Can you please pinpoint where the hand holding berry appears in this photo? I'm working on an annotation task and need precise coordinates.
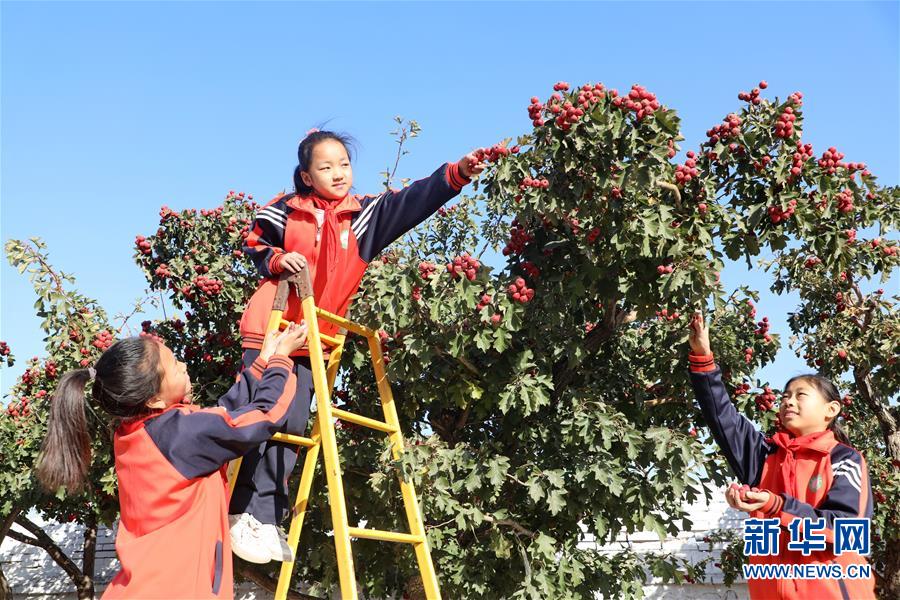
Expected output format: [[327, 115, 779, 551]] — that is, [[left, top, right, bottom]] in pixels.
[[458, 152, 487, 179], [726, 482, 771, 513], [689, 311, 712, 355]]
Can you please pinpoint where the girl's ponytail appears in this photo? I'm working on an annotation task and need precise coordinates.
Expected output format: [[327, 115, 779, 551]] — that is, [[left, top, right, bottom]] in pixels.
[[36, 369, 93, 492], [36, 336, 162, 493]]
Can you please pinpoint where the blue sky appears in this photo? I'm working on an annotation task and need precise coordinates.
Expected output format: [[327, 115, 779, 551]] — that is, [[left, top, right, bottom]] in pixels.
[[2, 1, 898, 398]]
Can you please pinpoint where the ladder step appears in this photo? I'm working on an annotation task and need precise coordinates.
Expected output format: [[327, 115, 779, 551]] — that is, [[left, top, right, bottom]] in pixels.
[[347, 527, 424, 544], [271, 433, 317, 447], [332, 408, 398, 434], [314, 307, 375, 337], [279, 319, 341, 346]]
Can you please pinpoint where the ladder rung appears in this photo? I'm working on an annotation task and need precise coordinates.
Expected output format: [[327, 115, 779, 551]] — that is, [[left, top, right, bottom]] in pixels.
[[347, 527, 424, 544], [271, 433, 317, 447], [332, 408, 397, 434], [278, 318, 342, 347], [314, 308, 374, 337]]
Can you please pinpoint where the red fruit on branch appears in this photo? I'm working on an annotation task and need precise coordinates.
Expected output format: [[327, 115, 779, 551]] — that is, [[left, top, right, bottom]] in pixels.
[[447, 253, 480, 281]]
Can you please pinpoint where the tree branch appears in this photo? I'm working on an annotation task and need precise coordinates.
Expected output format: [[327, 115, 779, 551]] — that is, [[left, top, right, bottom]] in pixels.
[[656, 182, 682, 210], [853, 367, 899, 455], [234, 562, 322, 600], [483, 515, 536, 538], [11, 517, 85, 590]]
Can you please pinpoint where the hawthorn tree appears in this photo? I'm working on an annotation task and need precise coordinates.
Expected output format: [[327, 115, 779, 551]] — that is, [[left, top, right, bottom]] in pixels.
[[2, 81, 898, 599]]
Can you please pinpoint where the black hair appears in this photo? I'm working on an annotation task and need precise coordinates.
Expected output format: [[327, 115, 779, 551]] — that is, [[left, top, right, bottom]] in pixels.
[[36, 337, 163, 492], [783, 373, 851, 445], [292, 130, 357, 196]]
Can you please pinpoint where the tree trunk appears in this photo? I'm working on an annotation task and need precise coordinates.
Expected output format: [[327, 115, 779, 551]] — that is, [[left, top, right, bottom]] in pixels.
[[79, 515, 98, 600], [8, 517, 87, 598], [852, 370, 900, 599]]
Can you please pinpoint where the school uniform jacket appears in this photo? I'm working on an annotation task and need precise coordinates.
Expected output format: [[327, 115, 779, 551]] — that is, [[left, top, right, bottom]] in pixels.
[[239, 162, 470, 356], [689, 352, 875, 600], [102, 355, 297, 599]]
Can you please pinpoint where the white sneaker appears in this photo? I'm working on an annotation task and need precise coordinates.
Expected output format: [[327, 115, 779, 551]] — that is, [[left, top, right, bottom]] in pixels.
[[258, 523, 294, 562], [229, 513, 271, 564]]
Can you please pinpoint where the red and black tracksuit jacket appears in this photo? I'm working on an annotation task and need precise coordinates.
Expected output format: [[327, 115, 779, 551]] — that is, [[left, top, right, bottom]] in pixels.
[[102, 355, 296, 599], [689, 352, 875, 600], [239, 162, 471, 355]]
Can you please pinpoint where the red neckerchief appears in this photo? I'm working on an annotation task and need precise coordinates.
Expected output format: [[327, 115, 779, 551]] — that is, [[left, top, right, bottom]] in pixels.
[[307, 191, 347, 279], [768, 429, 834, 496]]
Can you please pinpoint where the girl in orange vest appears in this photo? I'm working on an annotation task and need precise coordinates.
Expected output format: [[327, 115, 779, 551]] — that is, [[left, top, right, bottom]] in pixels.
[[688, 311, 875, 599], [37, 323, 307, 598]]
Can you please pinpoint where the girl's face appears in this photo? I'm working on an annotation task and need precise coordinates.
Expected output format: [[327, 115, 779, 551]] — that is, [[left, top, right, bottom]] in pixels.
[[778, 379, 839, 436], [147, 343, 192, 409], [300, 139, 353, 200]]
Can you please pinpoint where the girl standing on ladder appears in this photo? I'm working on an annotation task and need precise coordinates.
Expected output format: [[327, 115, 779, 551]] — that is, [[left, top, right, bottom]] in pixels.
[[226, 128, 485, 563]]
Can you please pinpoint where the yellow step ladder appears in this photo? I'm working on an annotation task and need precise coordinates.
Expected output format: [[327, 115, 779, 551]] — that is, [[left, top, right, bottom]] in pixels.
[[226, 268, 441, 600]]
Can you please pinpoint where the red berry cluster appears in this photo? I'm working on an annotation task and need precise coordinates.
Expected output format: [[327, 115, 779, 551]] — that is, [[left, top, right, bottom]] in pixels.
[[754, 317, 772, 342], [503, 220, 533, 256], [835, 189, 855, 214], [788, 91, 804, 107], [159, 205, 178, 220], [490, 313, 502, 326], [200, 207, 225, 218], [706, 113, 742, 144], [549, 97, 585, 131], [194, 275, 224, 296], [818, 147, 846, 175], [576, 82, 606, 108], [875, 238, 898, 256], [154, 263, 172, 278], [521, 261, 541, 279], [655, 308, 680, 322], [528, 97, 546, 127], [476, 294, 492, 311], [789, 141, 814, 178], [804, 256, 822, 268], [744, 347, 755, 364], [553, 81, 570, 92], [737, 82, 766, 105], [436, 204, 460, 217], [135, 235, 152, 255], [845, 229, 857, 244], [418, 261, 437, 280], [447, 253, 480, 281], [755, 386, 777, 411], [508, 277, 534, 304], [0, 342, 9, 357], [519, 176, 550, 191], [774, 106, 797, 139], [746, 299, 757, 318], [656, 263, 675, 276], [733, 382, 752, 396], [610, 84, 659, 122], [473, 144, 516, 165], [767, 199, 797, 223], [44, 360, 57, 379], [586, 227, 602, 243], [92, 330, 114, 351], [666, 139, 676, 159], [674, 151, 699, 186]]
